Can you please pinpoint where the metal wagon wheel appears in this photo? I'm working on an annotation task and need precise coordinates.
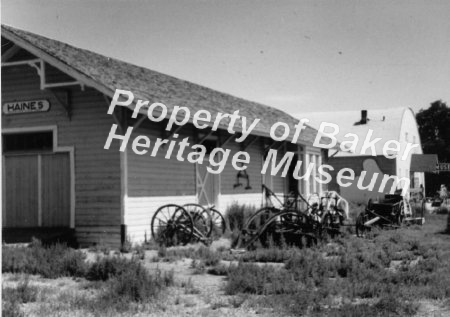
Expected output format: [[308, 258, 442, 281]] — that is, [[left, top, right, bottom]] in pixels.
[[183, 203, 211, 238], [198, 207, 227, 239], [151, 204, 194, 246], [244, 211, 317, 249], [239, 207, 280, 248]]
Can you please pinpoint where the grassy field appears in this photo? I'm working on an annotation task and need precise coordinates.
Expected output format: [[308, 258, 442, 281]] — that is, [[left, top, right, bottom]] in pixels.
[[2, 213, 450, 316]]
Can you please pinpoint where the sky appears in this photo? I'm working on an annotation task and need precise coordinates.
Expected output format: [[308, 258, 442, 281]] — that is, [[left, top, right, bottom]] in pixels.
[[2, 0, 449, 115]]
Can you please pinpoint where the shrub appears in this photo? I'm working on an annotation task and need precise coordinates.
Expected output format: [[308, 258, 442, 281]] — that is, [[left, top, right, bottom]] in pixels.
[[207, 263, 230, 276], [2, 241, 87, 278], [225, 202, 257, 231], [2, 299, 24, 317], [325, 296, 419, 317], [2, 275, 38, 304], [237, 245, 297, 263], [181, 278, 200, 294], [119, 236, 132, 253], [105, 264, 174, 302], [86, 256, 133, 281], [195, 245, 221, 266], [190, 259, 206, 274], [225, 263, 299, 295]]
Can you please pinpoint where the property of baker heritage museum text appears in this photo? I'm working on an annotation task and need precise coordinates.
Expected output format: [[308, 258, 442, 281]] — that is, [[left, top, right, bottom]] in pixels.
[[105, 89, 419, 196]]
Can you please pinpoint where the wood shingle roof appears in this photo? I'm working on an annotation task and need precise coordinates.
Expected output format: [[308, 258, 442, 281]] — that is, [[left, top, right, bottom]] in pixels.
[[2, 24, 318, 146]]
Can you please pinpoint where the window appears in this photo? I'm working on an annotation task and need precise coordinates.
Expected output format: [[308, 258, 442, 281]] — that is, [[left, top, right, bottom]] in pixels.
[[405, 132, 408, 142], [3, 131, 53, 153]]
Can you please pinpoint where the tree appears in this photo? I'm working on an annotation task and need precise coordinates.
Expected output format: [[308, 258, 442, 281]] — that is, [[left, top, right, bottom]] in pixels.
[[416, 100, 450, 162], [416, 100, 450, 196]]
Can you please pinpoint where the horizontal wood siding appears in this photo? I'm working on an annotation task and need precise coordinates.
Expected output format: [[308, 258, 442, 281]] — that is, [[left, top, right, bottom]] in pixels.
[[2, 63, 121, 245], [127, 120, 197, 197], [220, 139, 263, 196], [125, 120, 198, 243], [75, 226, 121, 248], [125, 195, 197, 244]]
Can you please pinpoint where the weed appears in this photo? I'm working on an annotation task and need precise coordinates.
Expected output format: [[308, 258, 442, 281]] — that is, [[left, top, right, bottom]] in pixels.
[[104, 264, 174, 302], [2, 275, 39, 317], [2, 275, 39, 304], [190, 259, 206, 274], [2, 241, 87, 278], [119, 236, 132, 253], [132, 244, 146, 260], [86, 255, 132, 281], [228, 294, 248, 308], [225, 202, 257, 232], [225, 262, 299, 295], [181, 277, 200, 294], [157, 244, 167, 258], [195, 245, 221, 266], [2, 299, 24, 317], [88, 242, 111, 255], [207, 263, 230, 276]]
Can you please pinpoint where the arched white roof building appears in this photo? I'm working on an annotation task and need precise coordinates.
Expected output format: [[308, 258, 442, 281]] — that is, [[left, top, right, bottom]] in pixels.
[[294, 108, 425, 202]]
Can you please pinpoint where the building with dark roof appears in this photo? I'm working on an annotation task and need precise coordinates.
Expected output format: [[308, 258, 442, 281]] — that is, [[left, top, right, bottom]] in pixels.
[[2, 25, 326, 246]]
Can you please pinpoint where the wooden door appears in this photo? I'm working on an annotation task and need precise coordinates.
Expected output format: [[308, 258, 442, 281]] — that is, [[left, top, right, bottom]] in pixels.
[[2, 152, 70, 228], [196, 160, 219, 206], [41, 153, 70, 226], [3, 155, 39, 227]]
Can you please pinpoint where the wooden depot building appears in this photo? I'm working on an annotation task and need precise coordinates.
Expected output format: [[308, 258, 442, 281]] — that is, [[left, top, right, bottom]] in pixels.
[[1, 25, 327, 247]]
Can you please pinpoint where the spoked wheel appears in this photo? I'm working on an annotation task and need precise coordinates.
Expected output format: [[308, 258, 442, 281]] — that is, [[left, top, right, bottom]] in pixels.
[[256, 211, 317, 248], [199, 207, 227, 239], [151, 204, 194, 246], [183, 203, 211, 240], [239, 207, 280, 248], [355, 211, 371, 238]]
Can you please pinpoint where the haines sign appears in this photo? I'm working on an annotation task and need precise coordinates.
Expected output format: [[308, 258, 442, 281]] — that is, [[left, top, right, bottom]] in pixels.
[[2, 100, 50, 115]]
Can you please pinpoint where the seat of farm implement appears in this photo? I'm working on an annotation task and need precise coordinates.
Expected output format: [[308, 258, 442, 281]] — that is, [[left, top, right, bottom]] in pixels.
[[2, 227, 76, 246]]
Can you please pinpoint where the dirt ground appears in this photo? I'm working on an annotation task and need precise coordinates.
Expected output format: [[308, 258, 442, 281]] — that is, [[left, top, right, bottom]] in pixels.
[[3, 214, 450, 316]]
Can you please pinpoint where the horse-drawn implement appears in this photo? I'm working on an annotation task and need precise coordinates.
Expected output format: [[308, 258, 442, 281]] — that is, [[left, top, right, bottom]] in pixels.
[[150, 185, 425, 249], [235, 185, 349, 249], [356, 193, 425, 237]]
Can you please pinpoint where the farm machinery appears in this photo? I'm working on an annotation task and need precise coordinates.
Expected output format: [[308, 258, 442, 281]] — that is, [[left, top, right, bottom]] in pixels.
[[356, 192, 425, 237], [151, 203, 226, 246], [150, 185, 425, 248], [235, 185, 349, 249]]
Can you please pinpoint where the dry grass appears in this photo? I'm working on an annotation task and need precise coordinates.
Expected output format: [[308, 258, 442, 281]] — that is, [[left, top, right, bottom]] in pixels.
[[3, 213, 450, 316]]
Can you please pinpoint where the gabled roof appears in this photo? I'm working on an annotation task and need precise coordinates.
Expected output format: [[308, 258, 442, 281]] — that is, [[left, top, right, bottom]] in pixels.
[[293, 107, 418, 156], [2, 24, 318, 146]]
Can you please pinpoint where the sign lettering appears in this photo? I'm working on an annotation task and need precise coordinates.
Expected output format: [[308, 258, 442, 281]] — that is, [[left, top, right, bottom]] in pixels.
[[2, 100, 50, 115], [437, 163, 450, 172]]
